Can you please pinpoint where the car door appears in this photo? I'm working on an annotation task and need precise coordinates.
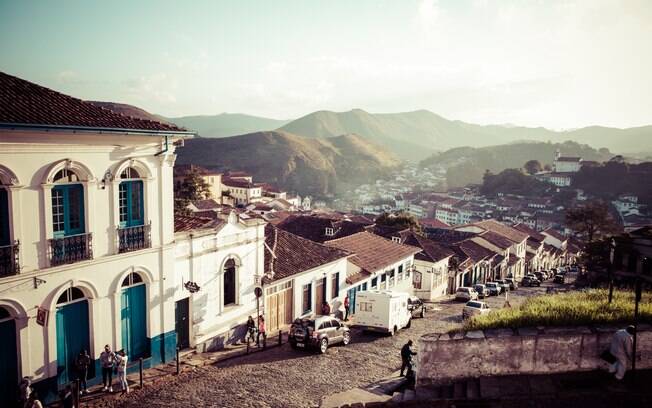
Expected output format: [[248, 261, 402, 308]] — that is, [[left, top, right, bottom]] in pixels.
[[330, 319, 343, 343], [319, 319, 333, 343]]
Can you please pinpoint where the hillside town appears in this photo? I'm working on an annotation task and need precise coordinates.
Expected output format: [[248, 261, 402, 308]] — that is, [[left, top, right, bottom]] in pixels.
[[2, 72, 651, 408]]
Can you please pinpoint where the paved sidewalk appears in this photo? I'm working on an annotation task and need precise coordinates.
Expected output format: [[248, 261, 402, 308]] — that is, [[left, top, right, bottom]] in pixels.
[[57, 332, 287, 407]]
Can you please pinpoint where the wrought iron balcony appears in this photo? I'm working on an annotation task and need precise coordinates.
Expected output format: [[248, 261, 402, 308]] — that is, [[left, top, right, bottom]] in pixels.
[[49, 233, 93, 267], [0, 241, 20, 277], [118, 223, 151, 253]]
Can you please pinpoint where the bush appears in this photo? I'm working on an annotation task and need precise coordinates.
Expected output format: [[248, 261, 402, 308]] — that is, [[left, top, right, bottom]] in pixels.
[[463, 289, 652, 331]]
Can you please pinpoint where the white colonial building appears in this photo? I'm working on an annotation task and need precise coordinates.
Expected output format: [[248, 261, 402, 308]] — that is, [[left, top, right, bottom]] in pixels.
[[0, 71, 193, 402]]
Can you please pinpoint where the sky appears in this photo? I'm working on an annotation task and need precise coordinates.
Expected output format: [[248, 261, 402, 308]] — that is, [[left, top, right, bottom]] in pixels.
[[1, 0, 651, 129]]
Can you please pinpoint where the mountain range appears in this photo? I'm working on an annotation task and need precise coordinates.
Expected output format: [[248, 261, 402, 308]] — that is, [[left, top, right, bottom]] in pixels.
[[162, 113, 290, 138], [175, 131, 400, 196]]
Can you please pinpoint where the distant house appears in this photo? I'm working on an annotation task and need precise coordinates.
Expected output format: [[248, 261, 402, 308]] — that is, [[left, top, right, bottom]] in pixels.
[[553, 149, 582, 173], [174, 164, 223, 200], [221, 176, 262, 205]]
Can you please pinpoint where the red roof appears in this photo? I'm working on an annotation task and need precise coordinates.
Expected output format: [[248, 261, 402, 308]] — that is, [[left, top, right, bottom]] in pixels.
[[471, 219, 529, 243], [174, 215, 223, 232], [325, 232, 421, 275], [543, 228, 567, 242], [419, 218, 450, 229], [0, 71, 186, 133], [263, 225, 350, 283], [222, 177, 256, 189]]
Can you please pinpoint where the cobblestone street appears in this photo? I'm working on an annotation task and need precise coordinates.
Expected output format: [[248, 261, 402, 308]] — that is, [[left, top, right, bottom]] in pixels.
[[91, 278, 570, 408]]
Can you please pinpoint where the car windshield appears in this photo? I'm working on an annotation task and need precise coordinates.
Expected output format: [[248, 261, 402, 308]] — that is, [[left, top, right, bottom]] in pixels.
[[293, 318, 315, 329], [467, 301, 481, 308], [487, 283, 496, 287]]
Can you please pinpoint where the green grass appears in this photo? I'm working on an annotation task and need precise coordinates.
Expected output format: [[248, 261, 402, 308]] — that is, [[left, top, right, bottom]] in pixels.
[[463, 289, 652, 331]]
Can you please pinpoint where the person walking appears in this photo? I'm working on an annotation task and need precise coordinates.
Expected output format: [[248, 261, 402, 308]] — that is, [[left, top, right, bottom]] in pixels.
[[609, 325, 634, 380], [400, 340, 417, 377], [343, 295, 350, 321], [116, 349, 129, 394], [18, 377, 32, 407], [257, 316, 267, 346], [100, 344, 116, 392], [246, 315, 256, 343], [61, 384, 74, 408], [25, 391, 43, 408], [75, 349, 91, 395]]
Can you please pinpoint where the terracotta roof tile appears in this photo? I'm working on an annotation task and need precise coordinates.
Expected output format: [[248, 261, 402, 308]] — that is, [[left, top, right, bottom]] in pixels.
[[477, 231, 513, 250], [174, 214, 223, 232], [325, 232, 421, 274], [277, 215, 368, 243], [543, 228, 567, 242], [513, 223, 546, 242], [472, 219, 529, 243], [263, 225, 350, 284], [192, 199, 220, 210], [402, 232, 455, 263], [0, 71, 186, 132]]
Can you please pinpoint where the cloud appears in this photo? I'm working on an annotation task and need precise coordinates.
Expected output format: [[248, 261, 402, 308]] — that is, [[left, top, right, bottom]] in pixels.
[[121, 73, 177, 104]]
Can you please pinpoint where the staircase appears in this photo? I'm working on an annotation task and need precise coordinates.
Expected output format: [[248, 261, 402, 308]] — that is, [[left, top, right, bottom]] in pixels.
[[388, 378, 491, 406]]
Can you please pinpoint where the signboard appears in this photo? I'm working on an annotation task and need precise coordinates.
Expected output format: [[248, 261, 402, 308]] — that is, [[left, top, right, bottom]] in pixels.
[[36, 307, 49, 326], [184, 281, 201, 293], [254, 287, 263, 298]]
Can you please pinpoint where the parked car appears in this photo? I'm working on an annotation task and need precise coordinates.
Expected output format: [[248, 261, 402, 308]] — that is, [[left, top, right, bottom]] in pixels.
[[289, 316, 350, 353], [495, 279, 510, 293], [505, 278, 518, 290], [463, 301, 491, 319], [522, 276, 541, 287], [534, 271, 545, 282], [407, 296, 426, 318], [455, 287, 479, 301], [553, 274, 565, 284], [485, 282, 502, 296], [474, 284, 488, 299]]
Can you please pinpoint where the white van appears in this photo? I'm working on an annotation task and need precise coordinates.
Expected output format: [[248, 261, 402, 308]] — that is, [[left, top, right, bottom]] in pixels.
[[354, 290, 412, 335]]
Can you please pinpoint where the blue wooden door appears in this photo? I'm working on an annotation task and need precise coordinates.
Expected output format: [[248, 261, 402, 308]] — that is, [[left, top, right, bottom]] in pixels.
[[0, 318, 18, 403], [348, 287, 357, 314], [121, 284, 148, 359], [0, 188, 9, 246], [56, 300, 90, 385]]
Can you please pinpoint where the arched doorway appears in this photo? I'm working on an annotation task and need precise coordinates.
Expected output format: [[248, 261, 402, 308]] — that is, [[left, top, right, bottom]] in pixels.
[[223, 259, 236, 306], [0, 306, 18, 402], [121, 273, 148, 359], [56, 287, 91, 385]]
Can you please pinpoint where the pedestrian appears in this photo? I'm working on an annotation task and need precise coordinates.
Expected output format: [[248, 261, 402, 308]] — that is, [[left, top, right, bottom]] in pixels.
[[100, 344, 116, 392], [18, 376, 32, 406], [257, 315, 267, 346], [116, 349, 129, 394], [75, 349, 91, 395], [608, 325, 634, 380], [321, 301, 331, 316], [246, 315, 256, 343], [61, 384, 74, 408], [344, 295, 350, 321], [25, 390, 43, 408], [400, 340, 417, 377]]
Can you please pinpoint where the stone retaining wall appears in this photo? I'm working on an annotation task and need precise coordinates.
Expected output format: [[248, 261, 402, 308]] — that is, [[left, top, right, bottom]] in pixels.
[[417, 324, 652, 386]]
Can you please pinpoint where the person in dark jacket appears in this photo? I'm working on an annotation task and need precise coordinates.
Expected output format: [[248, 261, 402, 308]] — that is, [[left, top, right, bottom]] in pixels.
[[246, 316, 256, 343], [75, 349, 91, 394], [400, 340, 417, 377]]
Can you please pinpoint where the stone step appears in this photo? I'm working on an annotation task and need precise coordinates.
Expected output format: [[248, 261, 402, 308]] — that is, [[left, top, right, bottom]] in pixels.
[[466, 378, 480, 400], [453, 381, 466, 399], [403, 389, 416, 401]]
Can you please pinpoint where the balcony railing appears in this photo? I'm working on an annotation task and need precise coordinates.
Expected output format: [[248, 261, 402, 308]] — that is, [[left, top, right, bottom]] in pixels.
[[0, 241, 20, 277], [49, 233, 93, 267], [118, 223, 151, 254]]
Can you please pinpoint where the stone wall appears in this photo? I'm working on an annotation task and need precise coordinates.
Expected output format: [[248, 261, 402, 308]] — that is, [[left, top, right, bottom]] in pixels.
[[417, 324, 652, 386]]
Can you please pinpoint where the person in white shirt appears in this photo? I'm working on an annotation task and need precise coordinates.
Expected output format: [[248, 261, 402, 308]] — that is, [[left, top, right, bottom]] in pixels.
[[116, 349, 129, 394], [609, 325, 634, 380]]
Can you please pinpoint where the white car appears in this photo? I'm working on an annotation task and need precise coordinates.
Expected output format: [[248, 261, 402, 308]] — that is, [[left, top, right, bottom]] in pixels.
[[463, 301, 491, 319], [455, 287, 479, 302]]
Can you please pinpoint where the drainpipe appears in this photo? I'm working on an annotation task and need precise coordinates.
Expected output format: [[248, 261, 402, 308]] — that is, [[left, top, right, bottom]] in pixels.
[[154, 135, 169, 156]]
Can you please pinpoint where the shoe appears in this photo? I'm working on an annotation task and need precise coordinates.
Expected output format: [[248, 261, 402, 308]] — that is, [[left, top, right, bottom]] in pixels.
[[109, 387, 113, 393], [102, 386, 108, 392]]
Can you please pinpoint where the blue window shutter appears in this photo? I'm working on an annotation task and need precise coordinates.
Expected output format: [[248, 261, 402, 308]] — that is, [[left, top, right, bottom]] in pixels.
[[52, 184, 85, 237]]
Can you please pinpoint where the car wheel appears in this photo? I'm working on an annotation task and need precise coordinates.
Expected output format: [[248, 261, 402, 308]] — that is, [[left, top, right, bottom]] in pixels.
[[342, 332, 351, 346], [319, 338, 328, 354]]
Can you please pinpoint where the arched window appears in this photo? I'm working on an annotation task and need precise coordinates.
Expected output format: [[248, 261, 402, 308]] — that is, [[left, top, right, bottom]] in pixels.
[[51, 169, 84, 238], [121, 272, 144, 287], [223, 259, 237, 306], [57, 287, 85, 304], [119, 167, 144, 228]]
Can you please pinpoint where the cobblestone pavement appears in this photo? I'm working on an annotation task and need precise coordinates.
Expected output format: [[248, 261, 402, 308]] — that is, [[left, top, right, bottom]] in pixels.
[[93, 277, 572, 408]]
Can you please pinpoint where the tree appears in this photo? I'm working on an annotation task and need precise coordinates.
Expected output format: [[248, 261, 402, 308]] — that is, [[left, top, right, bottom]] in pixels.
[[565, 201, 620, 244], [376, 211, 421, 232], [523, 159, 543, 175], [174, 168, 211, 215]]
